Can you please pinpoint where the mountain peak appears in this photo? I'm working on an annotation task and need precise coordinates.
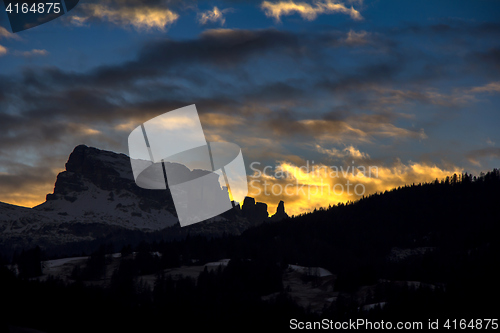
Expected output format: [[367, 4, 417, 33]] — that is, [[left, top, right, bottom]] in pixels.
[[0, 145, 267, 254], [36, 145, 179, 230], [270, 200, 289, 222], [65, 145, 131, 181]]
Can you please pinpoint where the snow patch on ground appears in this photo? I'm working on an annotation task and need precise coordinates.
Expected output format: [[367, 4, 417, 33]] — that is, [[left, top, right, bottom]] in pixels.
[[360, 302, 387, 311], [387, 247, 436, 262], [204, 259, 231, 268], [43, 256, 89, 269], [288, 264, 333, 277]]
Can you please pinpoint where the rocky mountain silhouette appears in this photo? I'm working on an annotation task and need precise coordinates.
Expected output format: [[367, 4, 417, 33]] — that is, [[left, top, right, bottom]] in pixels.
[[0, 145, 288, 255]]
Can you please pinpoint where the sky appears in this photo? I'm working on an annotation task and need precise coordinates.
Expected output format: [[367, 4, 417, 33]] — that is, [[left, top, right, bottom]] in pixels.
[[0, 0, 499, 216]]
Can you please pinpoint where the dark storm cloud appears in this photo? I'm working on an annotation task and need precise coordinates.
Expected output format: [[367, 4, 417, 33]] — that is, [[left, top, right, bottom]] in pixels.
[[466, 147, 500, 165], [0, 28, 308, 151], [261, 109, 426, 143], [9, 28, 301, 90], [2, 21, 493, 144], [467, 48, 500, 76], [0, 161, 55, 189], [0, 150, 72, 206], [136, 29, 301, 68], [243, 82, 305, 103], [0, 24, 462, 155], [316, 61, 404, 93], [75, 0, 189, 8], [389, 21, 500, 38], [385, 21, 500, 80]]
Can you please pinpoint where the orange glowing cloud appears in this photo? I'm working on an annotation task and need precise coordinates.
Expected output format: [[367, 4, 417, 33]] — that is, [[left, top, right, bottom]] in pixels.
[[76, 4, 179, 31], [247, 156, 463, 217], [261, 0, 363, 22]]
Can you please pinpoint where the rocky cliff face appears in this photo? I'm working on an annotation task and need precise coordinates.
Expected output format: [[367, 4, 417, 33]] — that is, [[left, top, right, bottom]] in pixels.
[[37, 145, 178, 230], [241, 197, 289, 224], [43, 145, 176, 218], [241, 196, 268, 224], [269, 200, 289, 222]]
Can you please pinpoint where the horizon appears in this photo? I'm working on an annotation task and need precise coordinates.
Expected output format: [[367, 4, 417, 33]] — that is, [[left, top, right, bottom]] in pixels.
[[1, 0, 500, 217], [4, 142, 496, 218]]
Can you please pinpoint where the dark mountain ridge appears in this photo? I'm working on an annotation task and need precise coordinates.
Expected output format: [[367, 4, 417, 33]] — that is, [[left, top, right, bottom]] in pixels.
[[0, 145, 288, 257]]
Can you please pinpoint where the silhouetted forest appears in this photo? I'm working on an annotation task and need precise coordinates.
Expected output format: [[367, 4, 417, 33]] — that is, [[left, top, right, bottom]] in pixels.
[[1, 169, 499, 332]]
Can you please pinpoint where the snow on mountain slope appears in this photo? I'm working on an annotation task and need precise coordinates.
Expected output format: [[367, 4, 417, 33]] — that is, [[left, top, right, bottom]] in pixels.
[[34, 144, 178, 230], [288, 264, 333, 277], [0, 145, 179, 249], [35, 179, 177, 230]]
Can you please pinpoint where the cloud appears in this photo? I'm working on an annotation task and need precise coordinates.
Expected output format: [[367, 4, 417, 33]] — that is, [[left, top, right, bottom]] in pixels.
[[469, 81, 500, 94], [468, 48, 500, 76], [114, 120, 142, 132], [264, 113, 427, 144], [359, 82, 500, 110], [466, 147, 500, 167], [248, 157, 462, 216], [344, 29, 369, 45], [389, 21, 500, 39], [0, 45, 6, 56], [316, 144, 370, 159], [0, 26, 20, 40], [74, 3, 179, 31], [0, 164, 61, 208], [13, 28, 299, 90], [69, 123, 101, 135], [198, 6, 233, 26], [366, 82, 500, 109], [15, 49, 49, 57], [261, 0, 363, 22], [371, 87, 476, 107], [200, 113, 244, 127], [69, 15, 90, 27]]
